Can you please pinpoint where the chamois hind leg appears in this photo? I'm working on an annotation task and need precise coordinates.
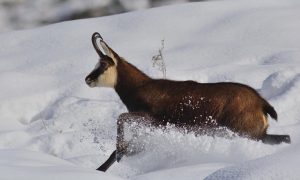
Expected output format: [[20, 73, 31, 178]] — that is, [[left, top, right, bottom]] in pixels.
[[96, 112, 156, 172], [258, 115, 291, 144], [262, 134, 291, 144], [258, 113, 291, 144]]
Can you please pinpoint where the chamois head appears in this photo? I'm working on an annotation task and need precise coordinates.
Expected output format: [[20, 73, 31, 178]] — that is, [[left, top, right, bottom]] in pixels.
[[85, 32, 119, 88]]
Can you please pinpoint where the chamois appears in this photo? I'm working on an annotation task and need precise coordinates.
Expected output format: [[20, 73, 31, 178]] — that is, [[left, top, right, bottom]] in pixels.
[[85, 32, 291, 172]]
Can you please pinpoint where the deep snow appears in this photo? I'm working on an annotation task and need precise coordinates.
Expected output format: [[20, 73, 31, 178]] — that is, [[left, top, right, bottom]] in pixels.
[[0, 0, 300, 179]]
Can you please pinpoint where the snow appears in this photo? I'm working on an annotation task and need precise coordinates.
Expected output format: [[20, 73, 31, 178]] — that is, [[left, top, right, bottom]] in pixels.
[[119, 0, 150, 11], [205, 144, 300, 180], [0, 149, 123, 180], [0, 0, 300, 179]]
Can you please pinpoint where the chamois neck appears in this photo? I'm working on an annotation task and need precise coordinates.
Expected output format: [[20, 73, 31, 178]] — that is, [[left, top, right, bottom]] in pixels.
[[115, 58, 151, 97]]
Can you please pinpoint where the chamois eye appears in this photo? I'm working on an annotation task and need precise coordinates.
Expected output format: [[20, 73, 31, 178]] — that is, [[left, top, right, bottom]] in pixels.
[[100, 61, 109, 70]]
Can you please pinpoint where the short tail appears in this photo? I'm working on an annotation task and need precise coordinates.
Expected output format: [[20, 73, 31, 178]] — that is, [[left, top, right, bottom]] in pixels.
[[263, 101, 278, 121]]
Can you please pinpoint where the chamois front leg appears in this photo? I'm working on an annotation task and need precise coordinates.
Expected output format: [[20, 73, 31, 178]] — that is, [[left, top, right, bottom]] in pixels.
[[116, 112, 156, 161], [116, 113, 128, 162], [96, 114, 129, 172], [97, 112, 156, 172]]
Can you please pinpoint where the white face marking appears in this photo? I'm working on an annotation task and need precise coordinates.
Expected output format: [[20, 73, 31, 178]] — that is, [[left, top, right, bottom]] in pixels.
[[95, 65, 117, 88], [87, 41, 119, 88]]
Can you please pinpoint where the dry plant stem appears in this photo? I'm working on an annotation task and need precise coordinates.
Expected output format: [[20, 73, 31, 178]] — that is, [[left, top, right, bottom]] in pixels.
[[152, 39, 166, 79]]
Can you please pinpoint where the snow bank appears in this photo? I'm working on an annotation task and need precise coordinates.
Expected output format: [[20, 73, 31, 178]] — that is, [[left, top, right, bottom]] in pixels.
[[0, 149, 123, 180], [205, 144, 300, 180], [0, 0, 300, 179]]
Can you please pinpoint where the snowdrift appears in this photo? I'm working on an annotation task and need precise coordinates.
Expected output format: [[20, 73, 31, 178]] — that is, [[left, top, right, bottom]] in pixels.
[[0, 0, 300, 179], [0, 150, 123, 180]]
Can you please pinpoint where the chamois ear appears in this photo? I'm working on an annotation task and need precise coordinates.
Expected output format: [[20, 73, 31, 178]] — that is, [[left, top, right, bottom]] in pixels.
[[92, 32, 105, 58], [99, 40, 119, 64]]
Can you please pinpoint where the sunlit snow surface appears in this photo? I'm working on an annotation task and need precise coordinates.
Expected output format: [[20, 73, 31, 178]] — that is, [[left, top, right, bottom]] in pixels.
[[0, 0, 300, 179]]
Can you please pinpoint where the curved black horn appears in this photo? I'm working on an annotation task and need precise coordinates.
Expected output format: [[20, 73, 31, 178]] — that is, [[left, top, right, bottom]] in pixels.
[[92, 32, 105, 58]]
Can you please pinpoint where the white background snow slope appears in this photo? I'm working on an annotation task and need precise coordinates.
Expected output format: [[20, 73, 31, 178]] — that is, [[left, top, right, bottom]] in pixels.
[[1, 0, 300, 179]]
